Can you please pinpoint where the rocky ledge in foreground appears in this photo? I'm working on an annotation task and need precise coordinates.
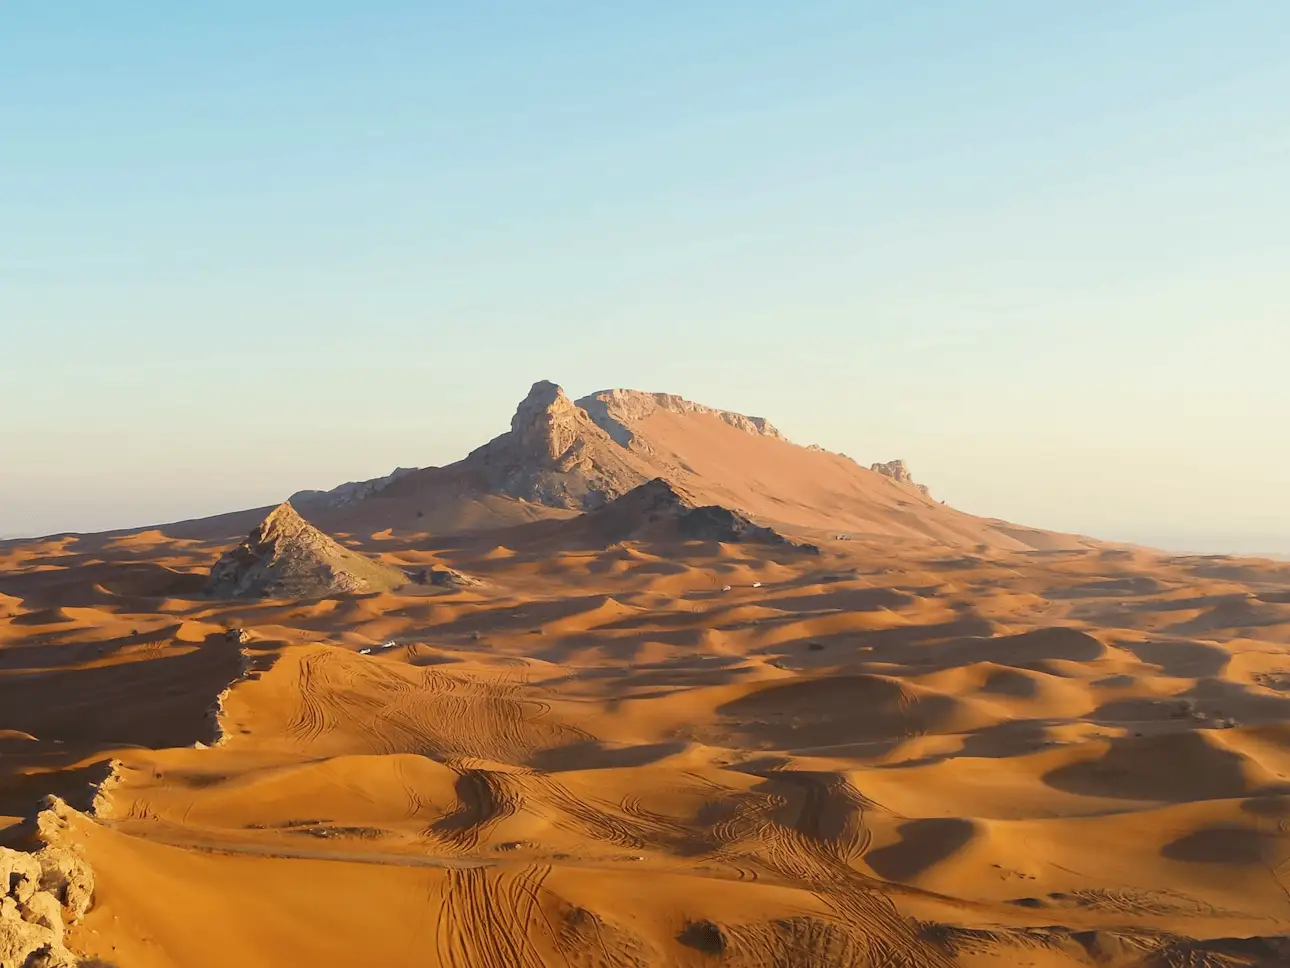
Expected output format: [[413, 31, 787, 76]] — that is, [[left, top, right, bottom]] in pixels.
[[0, 799, 94, 968]]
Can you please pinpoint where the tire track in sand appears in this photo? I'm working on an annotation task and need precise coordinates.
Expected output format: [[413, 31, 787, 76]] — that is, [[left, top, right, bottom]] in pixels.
[[433, 864, 558, 968], [285, 652, 335, 745]]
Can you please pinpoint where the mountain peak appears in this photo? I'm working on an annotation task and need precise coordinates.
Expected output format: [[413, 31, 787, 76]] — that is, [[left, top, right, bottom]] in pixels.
[[459, 381, 654, 509], [510, 380, 581, 462], [257, 501, 309, 541]]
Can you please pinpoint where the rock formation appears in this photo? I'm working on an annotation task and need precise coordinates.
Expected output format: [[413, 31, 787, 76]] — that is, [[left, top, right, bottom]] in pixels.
[[870, 459, 931, 497], [204, 502, 406, 599], [0, 800, 94, 968], [460, 381, 655, 509], [163, 379, 1100, 553], [408, 565, 482, 588], [580, 478, 815, 551]]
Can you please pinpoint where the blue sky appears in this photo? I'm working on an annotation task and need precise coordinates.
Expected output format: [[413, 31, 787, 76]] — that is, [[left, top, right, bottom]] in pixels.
[[2, 2, 1287, 551]]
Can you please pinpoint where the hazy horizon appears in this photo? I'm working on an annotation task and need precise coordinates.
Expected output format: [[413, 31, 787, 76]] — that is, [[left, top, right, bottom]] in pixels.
[[1, 378, 1287, 560], [4, 4, 1288, 551]]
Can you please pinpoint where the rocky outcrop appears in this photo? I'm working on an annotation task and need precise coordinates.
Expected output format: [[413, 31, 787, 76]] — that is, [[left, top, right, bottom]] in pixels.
[[290, 466, 418, 509], [0, 800, 94, 968], [205, 502, 406, 599], [581, 479, 815, 551], [577, 388, 782, 449], [870, 460, 931, 497], [407, 565, 482, 588], [510, 381, 584, 462], [460, 381, 654, 509]]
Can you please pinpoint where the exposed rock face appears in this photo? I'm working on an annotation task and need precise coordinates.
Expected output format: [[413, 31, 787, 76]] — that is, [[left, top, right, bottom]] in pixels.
[[407, 565, 483, 588], [290, 467, 418, 509], [510, 381, 582, 462], [205, 502, 406, 599], [282, 385, 790, 517], [583, 479, 815, 551], [461, 381, 654, 509], [870, 460, 931, 497], [577, 388, 782, 449], [0, 800, 93, 968], [251, 379, 986, 546]]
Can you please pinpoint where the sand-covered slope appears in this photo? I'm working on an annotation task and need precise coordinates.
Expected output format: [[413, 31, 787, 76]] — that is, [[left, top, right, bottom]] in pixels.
[[573, 387, 1083, 549], [5, 525, 1290, 966]]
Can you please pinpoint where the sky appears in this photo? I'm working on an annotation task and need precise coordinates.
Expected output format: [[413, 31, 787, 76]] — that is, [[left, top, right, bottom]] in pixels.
[[2, 2, 1287, 553]]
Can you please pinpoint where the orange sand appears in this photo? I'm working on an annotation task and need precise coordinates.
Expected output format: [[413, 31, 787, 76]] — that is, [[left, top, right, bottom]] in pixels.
[[4, 529, 1290, 966]]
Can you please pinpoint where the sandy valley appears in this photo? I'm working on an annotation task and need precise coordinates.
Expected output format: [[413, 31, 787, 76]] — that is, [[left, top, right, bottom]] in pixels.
[[4, 383, 1290, 967]]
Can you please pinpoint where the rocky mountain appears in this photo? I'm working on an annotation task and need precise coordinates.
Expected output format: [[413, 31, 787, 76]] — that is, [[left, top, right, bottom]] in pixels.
[[205, 502, 407, 598], [128, 379, 1096, 554]]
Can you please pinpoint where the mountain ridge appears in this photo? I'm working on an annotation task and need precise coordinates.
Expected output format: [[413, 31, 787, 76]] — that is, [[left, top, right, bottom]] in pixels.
[[33, 380, 1102, 554]]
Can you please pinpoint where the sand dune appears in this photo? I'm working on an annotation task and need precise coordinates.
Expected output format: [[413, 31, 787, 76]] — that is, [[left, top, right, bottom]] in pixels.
[[3, 384, 1290, 965], [5, 528, 1290, 966]]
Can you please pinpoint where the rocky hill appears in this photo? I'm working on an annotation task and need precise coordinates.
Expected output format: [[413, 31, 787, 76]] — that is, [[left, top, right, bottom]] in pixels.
[[562, 478, 814, 550], [205, 502, 407, 598]]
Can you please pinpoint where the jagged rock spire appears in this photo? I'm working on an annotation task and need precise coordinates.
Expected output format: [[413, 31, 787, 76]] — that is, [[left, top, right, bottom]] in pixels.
[[510, 381, 582, 462]]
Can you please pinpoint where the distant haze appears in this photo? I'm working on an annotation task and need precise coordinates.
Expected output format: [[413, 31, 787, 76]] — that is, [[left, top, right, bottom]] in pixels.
[[3, 5, 1287, 552]]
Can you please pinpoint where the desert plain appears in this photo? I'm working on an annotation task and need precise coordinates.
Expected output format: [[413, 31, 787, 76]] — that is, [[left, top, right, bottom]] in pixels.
[[3, 382, 1290, 967]]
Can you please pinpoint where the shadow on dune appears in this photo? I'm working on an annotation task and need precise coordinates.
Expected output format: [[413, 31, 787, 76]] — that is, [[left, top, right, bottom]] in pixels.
[[1044, 575, 1173, 598], [528, 739, 692, 771], [716, 674, 966, 753], [1123, 639, 1231, 677], [0, 633, 257, 749], [1041, 732, 1263, 802], [1162, 825, 1276, 865], [0, 560, 207, 609], [1240, 794, 1290, 817], [757, 587, 920, 613], [1090, 679, 1290, 727], [934, 628, 1107, 668], [866, 818, 978, 881], [0, 747, 115, 838], [0, 625, 217, 673]]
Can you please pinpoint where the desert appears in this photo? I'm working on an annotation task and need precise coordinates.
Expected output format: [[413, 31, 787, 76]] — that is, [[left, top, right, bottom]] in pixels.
[[3, 382, 1290, 967]]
